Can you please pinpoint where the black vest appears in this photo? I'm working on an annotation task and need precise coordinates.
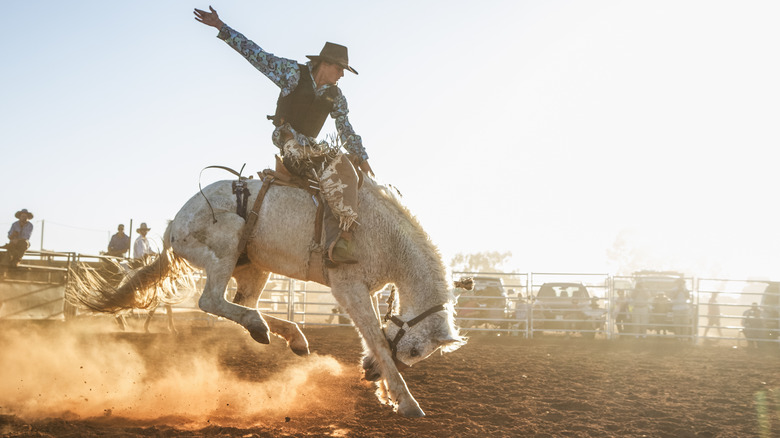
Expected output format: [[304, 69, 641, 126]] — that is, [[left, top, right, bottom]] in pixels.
[[273, 64, 338, 138]]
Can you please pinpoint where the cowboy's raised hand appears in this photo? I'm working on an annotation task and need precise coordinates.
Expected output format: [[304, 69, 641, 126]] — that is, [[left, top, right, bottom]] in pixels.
[[194, 6, 224, 29]]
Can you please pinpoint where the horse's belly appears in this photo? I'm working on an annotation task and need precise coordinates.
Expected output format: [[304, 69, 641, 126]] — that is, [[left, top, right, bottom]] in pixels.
[[250, 186, 319, 279]]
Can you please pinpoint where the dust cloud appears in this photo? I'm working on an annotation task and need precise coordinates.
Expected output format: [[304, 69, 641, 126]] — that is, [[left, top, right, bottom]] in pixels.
[[0, 320, 354, 428]]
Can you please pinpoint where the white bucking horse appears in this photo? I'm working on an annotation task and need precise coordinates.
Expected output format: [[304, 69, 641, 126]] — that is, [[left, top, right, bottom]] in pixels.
[[70, 175, 466, 417]]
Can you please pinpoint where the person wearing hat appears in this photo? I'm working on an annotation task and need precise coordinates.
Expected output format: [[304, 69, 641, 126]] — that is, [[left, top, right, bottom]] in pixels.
[[194, 6, 370, 266], [133, 222, 156, 264], [4, 209, 34, 266], [107, 224, 131, 257]]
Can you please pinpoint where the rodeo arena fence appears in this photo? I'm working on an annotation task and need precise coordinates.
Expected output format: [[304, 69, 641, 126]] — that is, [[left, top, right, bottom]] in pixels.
[[1, 249, 779, 350]]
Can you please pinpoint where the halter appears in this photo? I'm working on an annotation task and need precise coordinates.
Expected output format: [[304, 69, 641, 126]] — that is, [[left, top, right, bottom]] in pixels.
[[382, 286, 447, 362]]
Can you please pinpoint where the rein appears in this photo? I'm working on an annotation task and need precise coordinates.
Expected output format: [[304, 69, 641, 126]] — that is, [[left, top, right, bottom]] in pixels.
[[383, 286, 447, 361]]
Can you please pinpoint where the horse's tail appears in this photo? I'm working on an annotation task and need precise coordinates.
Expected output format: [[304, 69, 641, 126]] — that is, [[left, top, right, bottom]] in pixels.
[[66, 222, 196, 313]]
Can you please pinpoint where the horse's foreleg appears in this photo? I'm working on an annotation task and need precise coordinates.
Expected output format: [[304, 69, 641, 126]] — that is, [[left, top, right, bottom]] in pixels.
[[232, 264, 309, 355], [199, 261, 270, 344], [333, 285, 425, 418]]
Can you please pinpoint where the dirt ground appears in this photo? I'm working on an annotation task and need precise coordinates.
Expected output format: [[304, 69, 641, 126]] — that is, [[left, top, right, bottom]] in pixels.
[[1, 317, 779, 437]]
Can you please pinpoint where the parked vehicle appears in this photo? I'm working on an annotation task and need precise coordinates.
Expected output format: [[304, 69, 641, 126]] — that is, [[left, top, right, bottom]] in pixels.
[[531, 282, 605, 338], [630, 271, 693, 336], [457, 276, 510, 329]]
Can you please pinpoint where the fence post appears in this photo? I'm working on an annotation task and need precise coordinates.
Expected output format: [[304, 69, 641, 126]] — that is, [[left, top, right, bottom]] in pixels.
[[691, 277, 699, 343], [287, 278, 296, 321], [605, 275, 613, 340]]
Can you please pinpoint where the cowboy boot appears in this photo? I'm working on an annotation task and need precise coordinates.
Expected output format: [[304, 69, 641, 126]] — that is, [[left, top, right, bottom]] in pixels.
[[324, 208, 358, 266], [329, 230, 358, 265]]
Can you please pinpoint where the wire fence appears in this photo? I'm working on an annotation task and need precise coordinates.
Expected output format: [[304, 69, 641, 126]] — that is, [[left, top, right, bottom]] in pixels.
[[1, 255, 778, 349]]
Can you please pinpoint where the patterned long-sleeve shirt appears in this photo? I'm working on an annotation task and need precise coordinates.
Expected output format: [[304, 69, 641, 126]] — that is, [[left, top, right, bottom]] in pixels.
[[217, 25, 368, 162]]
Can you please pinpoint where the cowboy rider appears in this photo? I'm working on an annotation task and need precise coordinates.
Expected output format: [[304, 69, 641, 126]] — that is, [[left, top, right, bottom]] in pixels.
[[194, 6, 372, 266]]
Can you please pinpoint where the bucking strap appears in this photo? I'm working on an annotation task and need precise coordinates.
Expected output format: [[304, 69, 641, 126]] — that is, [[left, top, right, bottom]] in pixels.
[[232, 179, 250, 220], [236, 175, 274, 259]]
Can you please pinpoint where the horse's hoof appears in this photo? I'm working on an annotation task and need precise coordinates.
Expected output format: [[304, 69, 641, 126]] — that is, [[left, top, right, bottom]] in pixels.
[[289, 331, 310, 356], [398, 403, 426, 418], [250, 329, 270, 344], [244, 317, 270, 344], [362, 356, 381, 381], [291, 344, 310, 356]]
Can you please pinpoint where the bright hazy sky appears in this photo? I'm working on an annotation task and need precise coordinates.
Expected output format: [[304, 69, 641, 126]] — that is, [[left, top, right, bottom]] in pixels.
[[2, 1, 779, 279]]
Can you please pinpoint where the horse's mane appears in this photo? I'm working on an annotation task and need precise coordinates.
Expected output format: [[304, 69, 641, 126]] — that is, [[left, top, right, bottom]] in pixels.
[[361, 178, 450, 290]]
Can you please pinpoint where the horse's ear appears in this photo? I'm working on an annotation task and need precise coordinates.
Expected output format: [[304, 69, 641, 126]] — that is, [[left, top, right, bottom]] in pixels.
[[453, 277, 474, 291]]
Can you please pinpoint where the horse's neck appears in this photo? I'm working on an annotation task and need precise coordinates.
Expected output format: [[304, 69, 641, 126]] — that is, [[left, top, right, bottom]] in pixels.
[[387, 226, 449, 313], [362, 182, 450, 313], [395, 275, 448, 316]]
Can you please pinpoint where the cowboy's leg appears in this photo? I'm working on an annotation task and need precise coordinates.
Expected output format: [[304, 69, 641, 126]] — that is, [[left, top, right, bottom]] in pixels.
[[7, 240, 29, 266], [274, 124, 319, 178], [274, 125, 360, 265], [320, 153, 360, 264]]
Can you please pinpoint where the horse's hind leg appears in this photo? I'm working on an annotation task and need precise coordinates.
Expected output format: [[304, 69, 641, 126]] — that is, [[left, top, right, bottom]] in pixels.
[[232, 264, 309, 355], [142, 304, 177, 334], [198, 260, 270, 344], [164, 305, 177, 334], [114, 314, 127, 331], [262, 314, 310, 356], [143, 307, 156, 333]]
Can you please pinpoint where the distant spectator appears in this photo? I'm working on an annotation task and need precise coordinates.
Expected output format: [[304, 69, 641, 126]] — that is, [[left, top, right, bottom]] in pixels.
[[3, 209, 34, 267], [133, 222, 156, 264], [742, 302, 763, 349], [614, 289, 630, 335], [106, 224, 130, 257], [651, 292, 671, 335], [702, 293, 723, 338]]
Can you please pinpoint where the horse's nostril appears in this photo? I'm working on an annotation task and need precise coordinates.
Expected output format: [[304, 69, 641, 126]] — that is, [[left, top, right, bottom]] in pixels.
[[410, 348, 420, 357]]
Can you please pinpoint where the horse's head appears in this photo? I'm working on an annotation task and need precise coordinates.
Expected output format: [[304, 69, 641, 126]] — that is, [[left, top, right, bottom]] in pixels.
[[383, 301, 466, 370]]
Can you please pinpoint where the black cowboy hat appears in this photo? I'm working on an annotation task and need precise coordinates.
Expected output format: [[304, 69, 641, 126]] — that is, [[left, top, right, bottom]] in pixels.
[[306, 42, 358, 75], [15, 208, 33, 219]]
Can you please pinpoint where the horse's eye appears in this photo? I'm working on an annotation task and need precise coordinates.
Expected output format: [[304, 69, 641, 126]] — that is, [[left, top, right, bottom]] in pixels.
[[410, 348, 420, 357]]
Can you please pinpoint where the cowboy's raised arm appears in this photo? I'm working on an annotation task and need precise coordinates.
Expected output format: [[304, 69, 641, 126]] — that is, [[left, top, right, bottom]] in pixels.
[[195, 6, 300, 94]]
